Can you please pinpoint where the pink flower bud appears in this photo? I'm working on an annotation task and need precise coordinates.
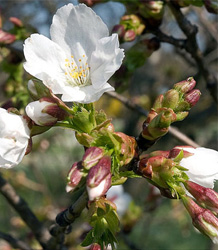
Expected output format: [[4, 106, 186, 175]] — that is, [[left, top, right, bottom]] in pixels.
[[82, 147, 105, 170], [123, 30, 136, 42], [66, 162, 83, 192], [25, 98, 67, 126], [173, 77, 196, 93], [0, 29, 16, 44], [184, 89, 201, 107], [182, 196, 218, 244], [9, 17, 23, 27], [112, 24, 125, 39], [185, 181, 218, 215], [90, 243, 101, 250], [86, 156, 112, 201]]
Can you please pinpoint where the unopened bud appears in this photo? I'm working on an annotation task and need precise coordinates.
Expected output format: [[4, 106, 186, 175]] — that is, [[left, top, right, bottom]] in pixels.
[[162, 89, 180, 110], [204, 0, 218, 14], [0, 29, 16, 44], [82, 147, 105, 170], [25, 98, 67, 126], [173, 77, 196, 93], [112, 24, 125, 39], [115, 132, 137, 165], [123, 29, 136, 42], [185, 181, 218, 215], [182, 196, 218, 244], [184, 89, 201, 107], [66, 161, 84, 192], [139, 1, 164, 20], [169, 146, 194, 159], [90, 243, 101, 250], [9, 17, 23, 27], [87, 156, 112, 201]]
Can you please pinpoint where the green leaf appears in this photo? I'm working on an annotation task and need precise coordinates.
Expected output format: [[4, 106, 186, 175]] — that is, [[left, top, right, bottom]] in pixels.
[[81, 230, 94, 247], [95, 110, 108, 125], [119, 171, 142, 178], [173, 150, 184, 162]]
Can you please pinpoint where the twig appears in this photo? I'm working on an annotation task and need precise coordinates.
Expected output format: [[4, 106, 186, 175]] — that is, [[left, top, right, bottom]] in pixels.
[[0, 231, 32, 250], [0, 173, 51, 249], [47, 191, 88, 250], [152, 29, 186, 49], [106, 92, 200, 148], [166, 1, 218, 103]]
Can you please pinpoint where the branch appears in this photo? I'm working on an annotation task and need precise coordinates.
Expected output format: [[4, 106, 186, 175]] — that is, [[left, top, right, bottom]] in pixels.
[[152, 29, 186, 49], [106, 91, 200, 148], [166, 1, 218, 103], [0, 173, 51, 249], [47, 191, 88, 250], [0, 231, 32, 250]]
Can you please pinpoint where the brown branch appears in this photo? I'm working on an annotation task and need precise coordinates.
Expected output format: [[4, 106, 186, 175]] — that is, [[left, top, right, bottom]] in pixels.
[[106, 91, 200, 148], [47, 191, 88, 250], [0, 231, 32, 250], [0, 173, 51, 249], [166, 1, 218, 103]]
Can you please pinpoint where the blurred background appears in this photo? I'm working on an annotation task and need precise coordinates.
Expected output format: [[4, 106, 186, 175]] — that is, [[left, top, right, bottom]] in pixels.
[[0, 0, 217, 249]]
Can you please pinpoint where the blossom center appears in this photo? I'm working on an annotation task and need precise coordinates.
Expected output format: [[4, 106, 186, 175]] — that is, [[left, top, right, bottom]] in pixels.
[[64, 54, 91, 87]]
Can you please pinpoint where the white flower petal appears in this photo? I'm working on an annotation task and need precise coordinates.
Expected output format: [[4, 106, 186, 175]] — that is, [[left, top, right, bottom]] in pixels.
[[0, 108, 30, 169], [61, 82, 114, 103], [26, 101, 57, 126], [180, 147, 218, 188], [92, 1, 126, 32], [90, 33, 124, 89], [50, 4, 109, 61], [23, 34, 67, 94]]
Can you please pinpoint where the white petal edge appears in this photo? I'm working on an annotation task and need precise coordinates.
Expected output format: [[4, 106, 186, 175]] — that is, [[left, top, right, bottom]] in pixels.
[[23, 34, 67, 94], [90, 33, 124, 89], [50, 3, 109, 61]]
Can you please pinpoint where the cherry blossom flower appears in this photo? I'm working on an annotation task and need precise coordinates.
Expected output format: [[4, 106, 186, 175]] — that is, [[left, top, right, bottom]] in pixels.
[[176, 146, 218, 189], [23, 4, 124, 104], [0, 108, 30, 168]]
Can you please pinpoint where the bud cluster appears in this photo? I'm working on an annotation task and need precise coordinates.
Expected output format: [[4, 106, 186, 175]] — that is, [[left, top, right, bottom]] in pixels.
[[113, 14, 145, 42], [141, 77, 201, 141], [138, 144, 218, 243], [67, 147, 112, 201]]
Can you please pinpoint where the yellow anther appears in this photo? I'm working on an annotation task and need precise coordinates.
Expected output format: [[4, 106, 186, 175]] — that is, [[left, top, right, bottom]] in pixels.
[[72, 72, 79, 79], [71, 55, 74, 58], [65, 59, 69, 62], [79, 59, 82, 62], [83, 55, 85, 57], [65, 72, 68, 75], [80, 66, 82, 69]]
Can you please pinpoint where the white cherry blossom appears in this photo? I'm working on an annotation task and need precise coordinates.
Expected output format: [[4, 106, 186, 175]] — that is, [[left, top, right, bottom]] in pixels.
[[0, 108, 30, 168], [178, 147, 218, 188], [23, 4, 124, 104]]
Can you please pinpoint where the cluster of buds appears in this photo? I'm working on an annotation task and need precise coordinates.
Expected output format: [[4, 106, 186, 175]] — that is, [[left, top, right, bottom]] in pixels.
[[138, 144, 218, 242], [138, 149, 188, 197], [138, 0, 164, 28], [0, 16, 25, 45], [140, 77, 201, 143], [112, 14, 145, 42], [66, 147, 112, 201]]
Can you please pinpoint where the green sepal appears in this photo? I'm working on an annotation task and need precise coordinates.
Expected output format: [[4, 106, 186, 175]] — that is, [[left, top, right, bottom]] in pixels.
[[30, 125, 51, 136], [70, 107, 95, 133], [173, 149, 184, 162]]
